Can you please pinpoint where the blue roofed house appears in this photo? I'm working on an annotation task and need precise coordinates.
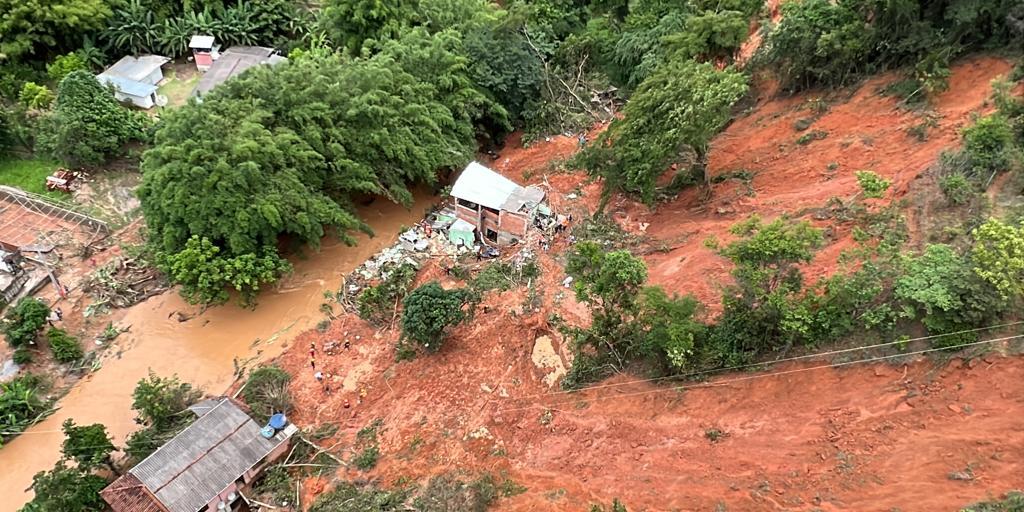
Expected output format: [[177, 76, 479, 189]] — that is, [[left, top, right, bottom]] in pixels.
[[96, 55, 171, 109]]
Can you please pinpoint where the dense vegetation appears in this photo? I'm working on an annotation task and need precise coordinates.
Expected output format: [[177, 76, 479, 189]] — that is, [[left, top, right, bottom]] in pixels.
[[124, 372, 202, 462], [241, 365, 292, 422], [0, 374, 52, 444]]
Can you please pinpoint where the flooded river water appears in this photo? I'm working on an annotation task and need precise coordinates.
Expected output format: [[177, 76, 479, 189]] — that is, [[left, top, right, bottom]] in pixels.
[[0, 193, 434, 511]]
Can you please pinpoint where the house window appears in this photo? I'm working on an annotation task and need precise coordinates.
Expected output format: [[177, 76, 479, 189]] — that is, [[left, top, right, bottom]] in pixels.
[[457, 198, 477, 209], [485, 229, 498, 242]]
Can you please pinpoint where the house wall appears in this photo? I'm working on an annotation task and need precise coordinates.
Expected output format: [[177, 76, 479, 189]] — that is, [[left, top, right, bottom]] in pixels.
[[114, 91, 155, 109], [498, 211, 529, 238], [455, 204, 477, 226]]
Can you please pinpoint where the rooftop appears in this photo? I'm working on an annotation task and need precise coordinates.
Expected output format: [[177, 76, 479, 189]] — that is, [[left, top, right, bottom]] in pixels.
[[192, 46, 287, 97], [101, 398, 295, 512], [103, 55, 170, 83], [96, 74, 158, 98], [189, 35, 215, 49], [450, 161, 522, 210]]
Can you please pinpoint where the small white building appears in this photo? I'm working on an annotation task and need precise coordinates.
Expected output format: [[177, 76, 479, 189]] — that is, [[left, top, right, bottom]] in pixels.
[[96, 55, 170, 109]]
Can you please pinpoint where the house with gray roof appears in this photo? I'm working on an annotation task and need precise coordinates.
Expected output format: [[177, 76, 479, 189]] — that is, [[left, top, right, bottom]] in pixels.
[[96, 55, 170, 109], [450, 161, 547, 244], [100, 398, 297, 512], [191, 46, 287, 98]]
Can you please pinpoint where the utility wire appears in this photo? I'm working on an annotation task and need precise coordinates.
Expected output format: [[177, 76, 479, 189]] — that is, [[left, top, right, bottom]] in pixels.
[[499, 321, 1024, 403], [496, 333, 1024, 413]]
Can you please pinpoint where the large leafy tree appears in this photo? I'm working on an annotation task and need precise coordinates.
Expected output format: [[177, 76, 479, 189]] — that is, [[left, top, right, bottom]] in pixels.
[[400, 282, 468, 351], [61, 420, 116, 473], [0, 0, 111, 61], [36, 71, 145, 167], [125, 372, 202, 461], [2, 297, 50, 349], [320, 0, 418, 54], [19, 463, 108, 512], [577, 58, 747, 204]]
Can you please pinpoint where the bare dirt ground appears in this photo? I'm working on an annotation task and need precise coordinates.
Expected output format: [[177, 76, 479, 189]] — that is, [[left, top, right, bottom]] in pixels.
[[275, 55, 1024, 511]]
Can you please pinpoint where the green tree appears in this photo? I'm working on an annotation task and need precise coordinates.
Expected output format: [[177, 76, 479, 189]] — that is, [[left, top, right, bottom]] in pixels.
[[47, 328, 84, 363], [46, 53, 88, 82], [400, 282, 468, 351], [60, 419, 116, 472], [2, 297, 50, 349], [962, 114, 1015, 174], [18, 82, 54, 110], [895, 244, 1007, 345], [971, 218, 1024, 300], [241, 366, 292, 422], [0, 374, 49, 444], [19, 462, 108, 512], [125, 372, 202, 461], [710, 216, 823, 358], [320, 0, 418, 54], [36, 71, 144, 167], [160, 235, 292, 306], [577, 58, 747, 204], [0, 0, 111, 60]]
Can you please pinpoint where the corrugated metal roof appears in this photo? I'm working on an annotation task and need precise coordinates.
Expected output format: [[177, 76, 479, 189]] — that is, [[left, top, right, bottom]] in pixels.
[[96, 74, 158, 98], [99, 473, 164, 512], [450, 162, 521, 210], [501, 185, 545, 213], [189, 35, 215, 49], [192, 46, 286, 96], [125, 398, 293, 512], [104, 55, 169, 83]]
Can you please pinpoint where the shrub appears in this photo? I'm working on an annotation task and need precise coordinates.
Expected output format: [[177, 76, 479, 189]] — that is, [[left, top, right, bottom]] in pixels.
[[47, 328, 83, 363], [357, 263, 418, 324], [939, 173, 973, 205], [46, 53, 88, 82], [2, 297, 50, 348], [414, 473, 499, 512], [125, 372, 202, 461], [12, 347, 32, 364], [971, 218, 1024, 300], [961, 490, 1024, 512], [18, 82, 54, 110], [0, 374, 49, 441], [21, 462, 109, 512], [962, 115, 1015, 174], [856, 170, 891, 199], [309, 482, 411, 512], [241, 366, 292, 422], [352, 444, 380, 471], [400, 282, 469, 352], [253, 466, 294, 506]]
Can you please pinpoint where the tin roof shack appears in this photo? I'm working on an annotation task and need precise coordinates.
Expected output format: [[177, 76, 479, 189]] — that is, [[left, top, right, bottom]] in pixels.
[[101, 398, 297, 512], [96, 55, 170, 109], [192, 46, 287, 98], [450, 162, 546, 245]]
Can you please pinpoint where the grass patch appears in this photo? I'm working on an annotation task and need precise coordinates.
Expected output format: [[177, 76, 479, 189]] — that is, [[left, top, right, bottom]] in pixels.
[[157, 68, 200, 108], [0, 156, 61, 197]]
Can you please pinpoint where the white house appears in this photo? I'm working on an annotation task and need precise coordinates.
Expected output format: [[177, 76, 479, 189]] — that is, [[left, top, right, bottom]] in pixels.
[[96, 55, 170, 109]]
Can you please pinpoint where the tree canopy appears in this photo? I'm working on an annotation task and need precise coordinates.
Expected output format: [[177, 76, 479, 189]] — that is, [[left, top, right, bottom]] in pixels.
[[0, 0, 110, 61], [400, 282, 468, 351], [60, 419, 116, 471]]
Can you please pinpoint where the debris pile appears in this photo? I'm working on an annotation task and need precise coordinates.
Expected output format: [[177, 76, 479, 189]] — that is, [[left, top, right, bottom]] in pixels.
[[82, 256, 168, 308]]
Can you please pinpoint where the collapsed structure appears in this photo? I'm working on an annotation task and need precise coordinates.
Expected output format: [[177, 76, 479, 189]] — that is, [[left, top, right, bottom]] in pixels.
[[101, 398, 296, 512], [448, 161, 548, 245]]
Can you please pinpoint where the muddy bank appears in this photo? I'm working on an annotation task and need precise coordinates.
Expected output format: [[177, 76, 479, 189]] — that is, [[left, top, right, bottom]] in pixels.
[[0, 192, 434, 511]]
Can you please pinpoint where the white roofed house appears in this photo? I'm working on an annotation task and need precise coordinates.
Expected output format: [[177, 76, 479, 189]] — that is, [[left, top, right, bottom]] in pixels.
[[96, 55, 171, 109], [450, 161, 546, 245]]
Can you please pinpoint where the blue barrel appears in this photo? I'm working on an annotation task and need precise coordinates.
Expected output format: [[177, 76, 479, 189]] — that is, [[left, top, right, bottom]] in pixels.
[[268, 413, 288, 430]]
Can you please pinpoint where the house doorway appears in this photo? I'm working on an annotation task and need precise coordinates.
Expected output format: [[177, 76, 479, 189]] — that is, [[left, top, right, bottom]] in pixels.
[[485, 228, 498, 242]]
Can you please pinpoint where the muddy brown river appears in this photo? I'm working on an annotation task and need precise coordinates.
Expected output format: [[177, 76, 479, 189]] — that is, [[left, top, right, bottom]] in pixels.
[[0, 193, 433, 510]]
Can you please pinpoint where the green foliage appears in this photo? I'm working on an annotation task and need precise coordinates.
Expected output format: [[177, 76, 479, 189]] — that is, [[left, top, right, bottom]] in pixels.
[[710, 216, 823, 357], [961, 491, 1024, 512], [358, 263, 419, 324], [469, 259, 541, 293], [252, 466, 294, 506], [895, 244, 1006, 345], [400, 282, 468, 351], [940, 172, 974, 205], [36, 71, 145, 167], [46, 54, 87, 82], [13, 348, 33, 365], [0, 374, 50, 443], [241, 366, 292, 422], [971, 218, 1024, 300], [352, 444, 380, 470], [320, 0, 417, 54], [0, 0, 111, 61], [590, 498, 629, 512], [962, 114, 1016, 175], [47, 328, 83, 363], [18, 462, 108, 512], [159, 236, 292, 306], [141, 50, 479, 304], [2, 297, 50, 348], [60, 419, 115, 470], [856, 170, 891, 199], [309, 482, 411, 512], [18, 82, 54, 110], [125, 372, 201, 461], [577, 58, 747, 204], [413, 473, 499, 512]]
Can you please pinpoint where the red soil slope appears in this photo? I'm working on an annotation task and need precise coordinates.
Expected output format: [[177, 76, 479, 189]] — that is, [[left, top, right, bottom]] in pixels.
[[277, 56, 1024, 511]]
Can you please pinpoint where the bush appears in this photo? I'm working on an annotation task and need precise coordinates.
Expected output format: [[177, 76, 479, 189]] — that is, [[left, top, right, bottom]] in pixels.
[[357, 263, 418, 324], [962, 115, 1015, 174], [961, 490, 1024, 512], [253, 466, 294, 506], [46, 53, 88, 82], [352, 444, 380, 471], [2, 297, 50, 348], [309, 482, 411, 512], [241, 366, 292, 422], [125, 372, 202, 461], [856, 170, 891, 199], [400, 282, 469, 352], [13, 347, 32, 364], [47, 328, 83, 363], [940, 173, 974, 205], [414, 473, 499, 512], [18, 82, 54, 110], [0, 374, 49, 442]]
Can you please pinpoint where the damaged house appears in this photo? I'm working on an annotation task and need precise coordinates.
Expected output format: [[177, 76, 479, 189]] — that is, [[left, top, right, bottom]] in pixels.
[[101, 398, 296, 512], [450, 162, 547, 245]]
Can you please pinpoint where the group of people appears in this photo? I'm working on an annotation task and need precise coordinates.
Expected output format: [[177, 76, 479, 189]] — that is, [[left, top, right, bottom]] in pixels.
[[309, 338, 367, 411]]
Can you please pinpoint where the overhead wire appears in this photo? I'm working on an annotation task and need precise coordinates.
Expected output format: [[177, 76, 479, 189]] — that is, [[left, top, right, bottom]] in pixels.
[[495, 333, 1024, 413], [497, 320, 1024, 403]]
